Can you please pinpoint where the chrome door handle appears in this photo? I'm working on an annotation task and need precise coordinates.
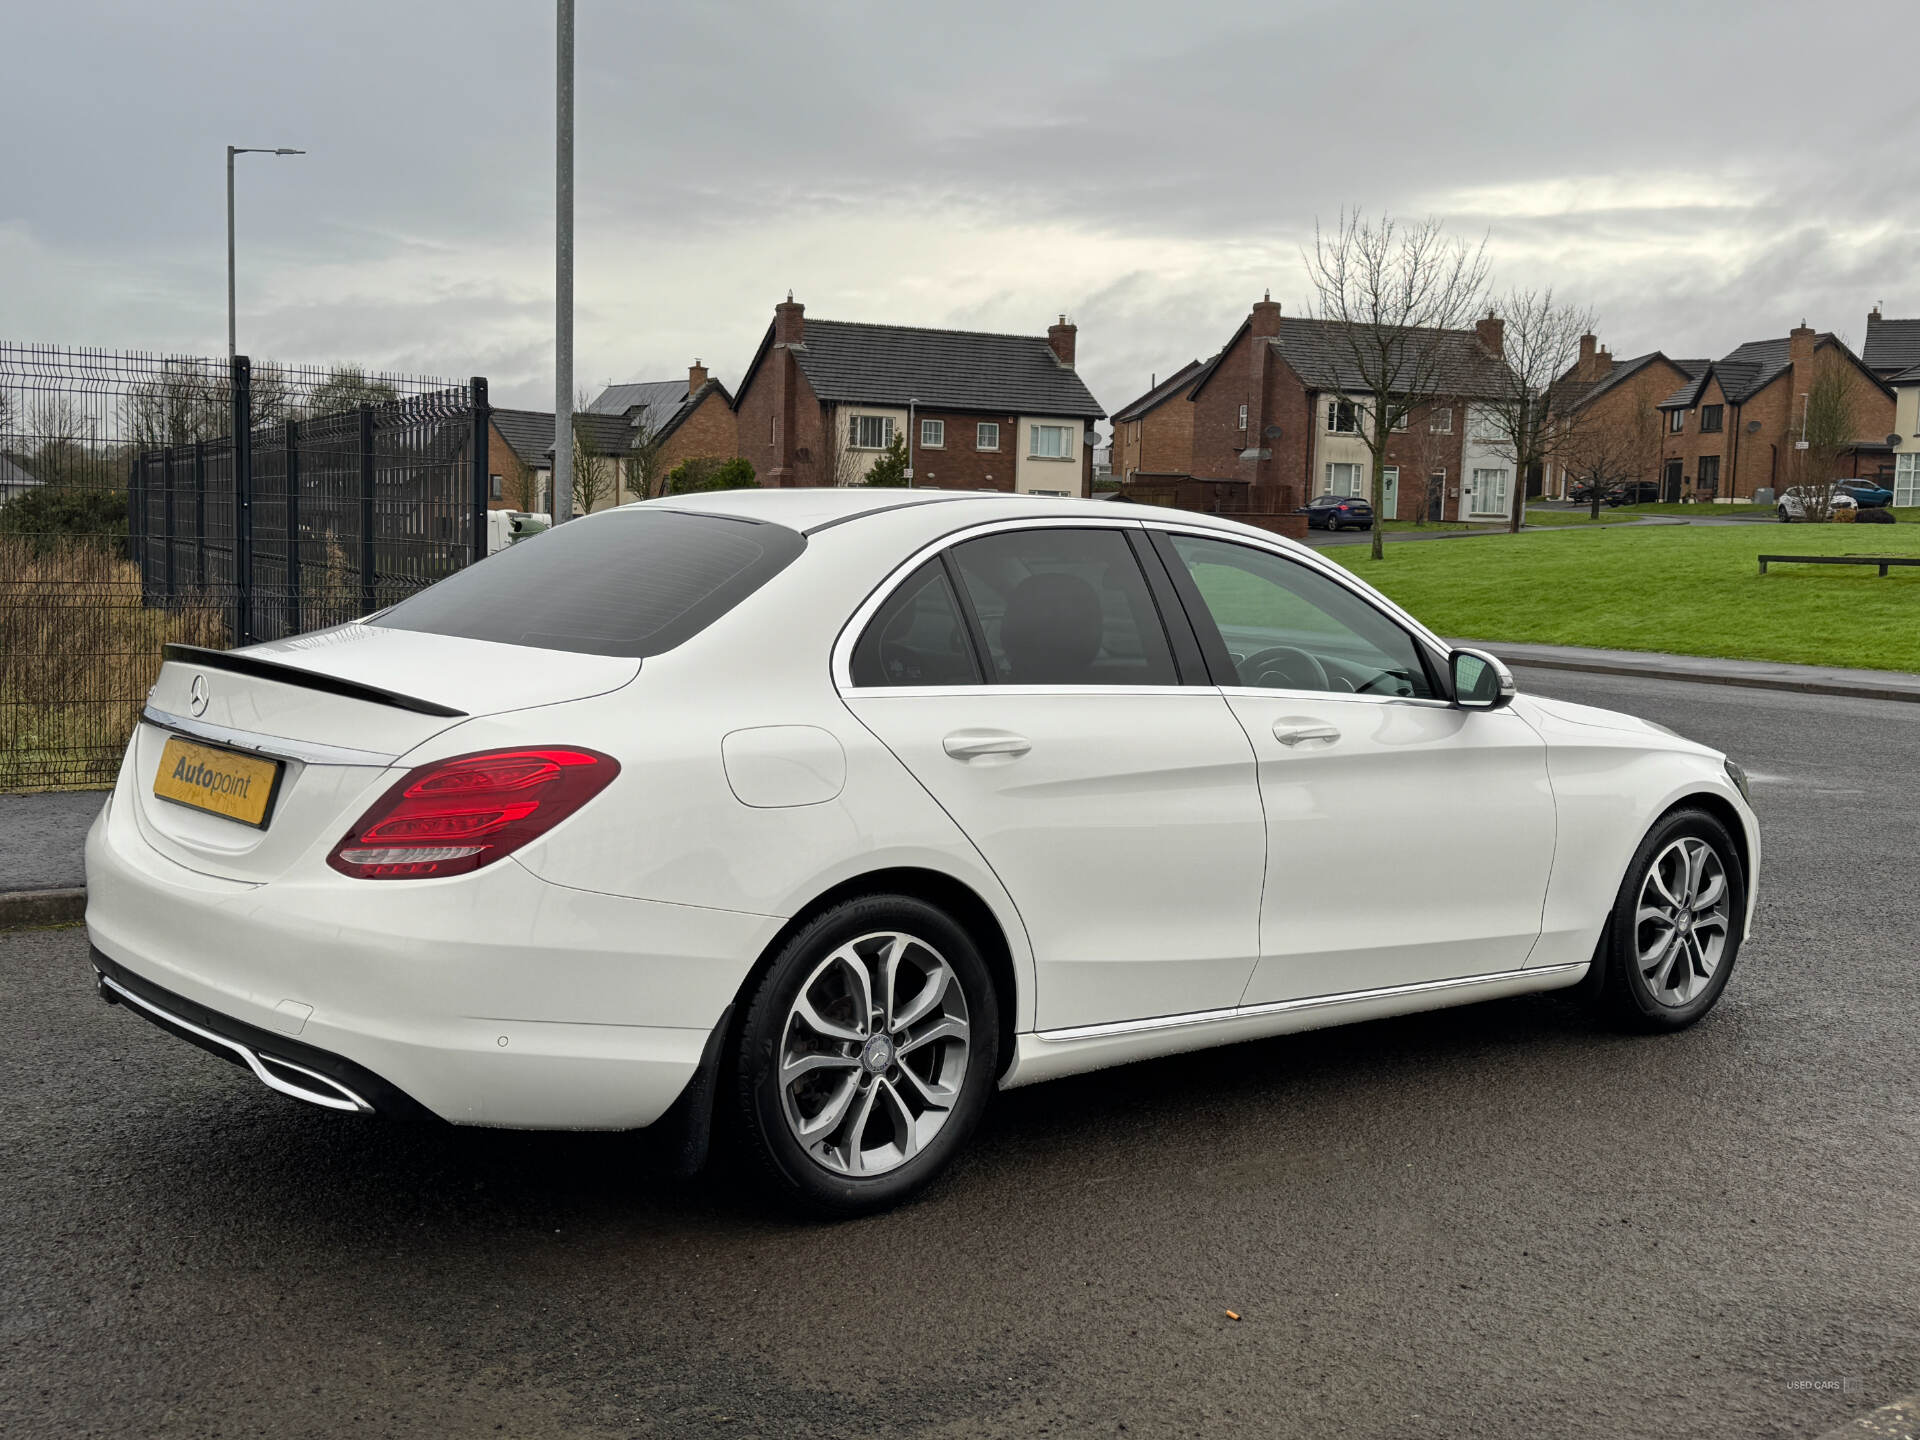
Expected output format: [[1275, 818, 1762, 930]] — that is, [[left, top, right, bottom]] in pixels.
[[942, 730, 1032, 761], [1273, 721, 1340, 747]]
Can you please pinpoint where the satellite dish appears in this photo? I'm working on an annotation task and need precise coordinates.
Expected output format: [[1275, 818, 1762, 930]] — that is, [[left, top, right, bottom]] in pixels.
[[1887, 433, 1903, 447], [1263, 424, 1284, 440], [1745, 420, 1762, 434]]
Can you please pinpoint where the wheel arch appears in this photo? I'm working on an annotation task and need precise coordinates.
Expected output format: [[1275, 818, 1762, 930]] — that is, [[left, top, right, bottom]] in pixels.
[[1660, 788, 1754, 913], [724, 866, 1023, 1079]]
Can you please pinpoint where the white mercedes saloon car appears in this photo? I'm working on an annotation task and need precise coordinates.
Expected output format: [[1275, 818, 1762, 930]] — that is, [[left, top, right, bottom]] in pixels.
[[89, 490, 1759, 1214]]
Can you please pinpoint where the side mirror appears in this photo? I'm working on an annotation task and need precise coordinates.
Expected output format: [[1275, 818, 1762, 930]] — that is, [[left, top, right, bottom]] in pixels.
[[1449, 648, 1515, 710]]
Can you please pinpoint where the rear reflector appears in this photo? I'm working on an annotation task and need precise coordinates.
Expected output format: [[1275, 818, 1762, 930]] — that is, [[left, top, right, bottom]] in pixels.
[[327, 747, 618, 880]]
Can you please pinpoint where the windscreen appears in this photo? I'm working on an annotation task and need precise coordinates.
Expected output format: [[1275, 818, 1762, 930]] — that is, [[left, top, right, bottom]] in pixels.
[[371, 508, 805, 658]]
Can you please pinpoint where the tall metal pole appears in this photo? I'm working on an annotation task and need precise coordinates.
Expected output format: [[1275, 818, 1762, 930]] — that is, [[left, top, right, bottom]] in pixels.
[[226, 146, 237, 360], [553, 0, 575, 523], [225, 146, 303, 362]]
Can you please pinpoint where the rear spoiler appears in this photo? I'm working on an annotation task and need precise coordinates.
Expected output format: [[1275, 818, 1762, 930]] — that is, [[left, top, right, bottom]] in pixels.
[[162, 644, 468, 718]]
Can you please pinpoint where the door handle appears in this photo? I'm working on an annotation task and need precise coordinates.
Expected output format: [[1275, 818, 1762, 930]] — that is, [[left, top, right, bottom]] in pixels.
[[1273, 721, 1340, 747], [942, 730, 1032, 761]]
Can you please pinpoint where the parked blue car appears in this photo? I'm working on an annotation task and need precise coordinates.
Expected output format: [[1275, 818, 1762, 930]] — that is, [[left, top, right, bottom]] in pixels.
[[1838, 480, 1895, 508]]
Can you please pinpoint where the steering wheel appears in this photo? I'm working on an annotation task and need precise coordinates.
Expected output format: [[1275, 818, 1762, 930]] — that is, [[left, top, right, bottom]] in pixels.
[[1240, 645, 1329, 691]]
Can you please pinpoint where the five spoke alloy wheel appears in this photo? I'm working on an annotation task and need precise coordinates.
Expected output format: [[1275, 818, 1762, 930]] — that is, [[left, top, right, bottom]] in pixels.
[[777, 930, 971, 1177]]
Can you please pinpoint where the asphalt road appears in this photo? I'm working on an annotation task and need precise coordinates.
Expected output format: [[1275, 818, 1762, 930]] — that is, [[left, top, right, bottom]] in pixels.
[[4, 671, 1917, 1440]]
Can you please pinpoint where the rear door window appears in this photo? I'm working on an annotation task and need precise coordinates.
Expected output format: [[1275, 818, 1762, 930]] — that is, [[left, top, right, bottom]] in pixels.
[[946, 528, 1178, 686], [372, 508, 804, 657]]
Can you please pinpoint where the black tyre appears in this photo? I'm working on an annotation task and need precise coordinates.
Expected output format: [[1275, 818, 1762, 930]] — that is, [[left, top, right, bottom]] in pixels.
[[732, 894, 1000, 1216], [1591, 807, 1746, 1032], [1778, 506, 1792, 523]]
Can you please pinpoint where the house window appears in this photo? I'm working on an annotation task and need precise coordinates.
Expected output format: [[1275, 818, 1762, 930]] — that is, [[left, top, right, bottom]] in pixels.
[[1700, 404, 1724, 433], [488, 473, 503, 500], [1696, 455, 1721, 494], [1391, 408, 1409, 432], [1326, 398, 1358, 433], [850, 414, 894, 450], [1429, 407, 1453, 434], [976, 422, 1000, 451], [1238, 404, 1248, 431], [1669, 409, 1686, 434], [1896, 453, 1920, 507], [1029, 424, 1072, 459], [1325, 461, 1365, 496], [920, 418, 945, 448], [1469, 467, 1510, 515]]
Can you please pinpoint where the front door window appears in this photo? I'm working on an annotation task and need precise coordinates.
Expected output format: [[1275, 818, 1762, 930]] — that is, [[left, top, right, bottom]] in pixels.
[[1896, 453, 1919, 507], [1162, 533, 1435, 699]]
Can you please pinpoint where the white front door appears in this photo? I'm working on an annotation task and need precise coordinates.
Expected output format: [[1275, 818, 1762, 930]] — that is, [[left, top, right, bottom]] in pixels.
[[1154, 530, 1557, 1003], [1382, 466, 1399, 520], [840, 525, 1266, 1030]]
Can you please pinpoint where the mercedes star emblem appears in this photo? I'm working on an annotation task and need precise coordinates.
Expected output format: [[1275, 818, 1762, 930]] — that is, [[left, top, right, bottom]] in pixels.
[[188, 674, 209, 717]]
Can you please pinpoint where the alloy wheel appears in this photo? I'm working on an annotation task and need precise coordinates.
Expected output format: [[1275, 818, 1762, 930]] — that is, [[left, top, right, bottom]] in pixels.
[[1634, 836, 1732, 1007], [777, 930, 971, 1177]]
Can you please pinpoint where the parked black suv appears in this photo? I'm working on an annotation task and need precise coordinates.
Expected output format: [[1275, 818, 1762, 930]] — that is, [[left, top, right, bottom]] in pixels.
[[1606, 480, 1663, 507]]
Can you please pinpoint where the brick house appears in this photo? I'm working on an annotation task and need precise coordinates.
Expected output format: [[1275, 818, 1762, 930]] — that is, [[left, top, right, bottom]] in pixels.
[[1862, 305, 1920, 380], [730, 297, 1103, 495], [1179, 295, 1521, 522], [1109, 358, 1206, 482], [1546, 339, 1703, 499], [1653, 325, 1895, 501], [587, 360, 738, 487], [485, 408, 639, 514]]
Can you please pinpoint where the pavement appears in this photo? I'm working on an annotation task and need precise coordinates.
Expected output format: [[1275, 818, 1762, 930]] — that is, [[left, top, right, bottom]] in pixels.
[[3, 668, 1917, 1439]]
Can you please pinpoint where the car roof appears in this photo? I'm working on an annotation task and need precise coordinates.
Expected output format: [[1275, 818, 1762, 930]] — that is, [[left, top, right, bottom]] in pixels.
[[630, 487, 1219, 536]]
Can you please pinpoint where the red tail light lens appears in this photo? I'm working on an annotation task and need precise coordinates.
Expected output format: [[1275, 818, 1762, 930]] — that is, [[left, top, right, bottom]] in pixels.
[[327, 747, 619, 880]]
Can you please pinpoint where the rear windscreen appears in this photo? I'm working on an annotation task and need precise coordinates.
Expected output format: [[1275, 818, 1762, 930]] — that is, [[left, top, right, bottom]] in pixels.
[[371, 508, 805, 657]]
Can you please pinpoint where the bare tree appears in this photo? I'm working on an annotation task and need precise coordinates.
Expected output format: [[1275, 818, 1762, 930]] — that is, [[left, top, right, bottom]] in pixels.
[[818, 406, 870, 487], [1302, 211, 1491, 560], [1782, 362, 1860, 522], [624, 403, 673, 500], [303, 365, 399, 419], [569, 393, 614, 516], [1477, 289, 1596, 533], [503, 453, 543, 513], [1561, 399, 1662, 520]]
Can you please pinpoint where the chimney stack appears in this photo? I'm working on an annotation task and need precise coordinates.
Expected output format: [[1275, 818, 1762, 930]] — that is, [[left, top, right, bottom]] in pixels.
[[1870, 302, 1884, 324], [1250, 290, 1282, 340], [688, 358, 709, 396], [774, 292, 805, 346], [1577, 332, 1599, 379], [1475, 309, 1505, 355], [1789, 320, 1816, 367], [1048, 314, 1077, 367]]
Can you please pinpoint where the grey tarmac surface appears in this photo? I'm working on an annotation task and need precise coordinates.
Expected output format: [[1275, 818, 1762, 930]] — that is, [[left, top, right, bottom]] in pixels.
[[0, 789, 102, 892], [3, 670, 1916, 1440]]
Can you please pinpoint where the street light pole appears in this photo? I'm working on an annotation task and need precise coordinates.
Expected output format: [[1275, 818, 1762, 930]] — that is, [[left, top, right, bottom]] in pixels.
[[907, 397, 917, 488], [225, 145, 305, 360], [553, 0, 575, 523]]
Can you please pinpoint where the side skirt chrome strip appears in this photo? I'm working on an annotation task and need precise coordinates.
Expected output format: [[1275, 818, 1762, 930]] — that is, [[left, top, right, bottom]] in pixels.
[[141, 705, 400, 768], [1034, 961, 1589, 1044], [100, 973, 374, 1113]]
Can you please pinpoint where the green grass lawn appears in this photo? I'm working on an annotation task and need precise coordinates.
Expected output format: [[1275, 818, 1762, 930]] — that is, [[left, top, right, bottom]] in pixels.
[[1326, 520, 1920, 672]]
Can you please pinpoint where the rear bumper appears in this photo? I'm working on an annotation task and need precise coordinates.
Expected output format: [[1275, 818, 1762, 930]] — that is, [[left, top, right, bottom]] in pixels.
[[85, 785, 782, 1130]]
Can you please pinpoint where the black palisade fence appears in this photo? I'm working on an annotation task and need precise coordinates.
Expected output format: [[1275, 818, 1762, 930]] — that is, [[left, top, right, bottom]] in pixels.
[[1, 344, 489, 792]]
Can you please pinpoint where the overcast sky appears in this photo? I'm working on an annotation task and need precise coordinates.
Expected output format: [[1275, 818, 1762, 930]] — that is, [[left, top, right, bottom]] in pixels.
[[5, 0, 1916, 418]]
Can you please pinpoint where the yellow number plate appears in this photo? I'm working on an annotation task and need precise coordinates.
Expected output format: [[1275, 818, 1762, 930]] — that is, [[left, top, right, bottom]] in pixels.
[[153, 736, 284, 828]]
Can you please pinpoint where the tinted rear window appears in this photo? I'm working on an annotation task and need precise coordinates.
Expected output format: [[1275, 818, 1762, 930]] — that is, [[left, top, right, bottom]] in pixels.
[[371, 508, 804, 657]]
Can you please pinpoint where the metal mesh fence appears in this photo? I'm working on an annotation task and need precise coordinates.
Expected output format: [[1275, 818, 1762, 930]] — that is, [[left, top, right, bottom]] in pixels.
[[1, 344, 486, 792]]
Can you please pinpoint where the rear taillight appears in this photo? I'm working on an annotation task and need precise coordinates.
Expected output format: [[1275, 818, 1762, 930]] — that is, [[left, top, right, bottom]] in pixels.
[[1337, 503, 1351, 511], [327, 747, 619, 880]]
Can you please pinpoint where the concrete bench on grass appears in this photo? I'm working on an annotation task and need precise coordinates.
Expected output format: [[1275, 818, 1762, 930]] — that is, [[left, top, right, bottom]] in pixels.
[[1758, 554, 1920, 578]]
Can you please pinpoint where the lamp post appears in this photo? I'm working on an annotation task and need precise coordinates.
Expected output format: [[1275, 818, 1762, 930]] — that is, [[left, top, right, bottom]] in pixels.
[[552, 0, 575, 523], [226, 146, 305, 360], [907, 397, 917, 487]]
